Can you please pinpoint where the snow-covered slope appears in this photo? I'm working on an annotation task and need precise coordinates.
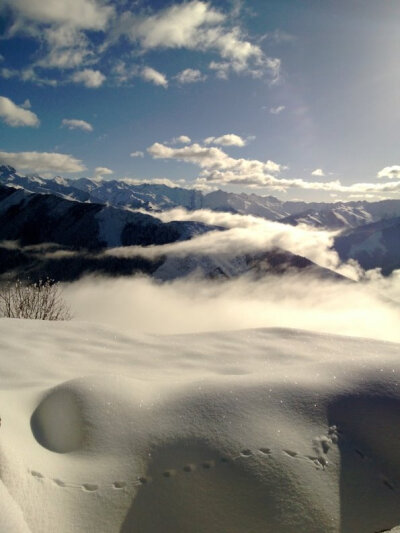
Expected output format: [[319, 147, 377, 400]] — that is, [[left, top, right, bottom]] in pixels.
[[0, 184, 213, 250], [283, 201, 400, 229], [154, 248, 342, 281], [0, 319, 400, 532], [334, 216, 400, 274]]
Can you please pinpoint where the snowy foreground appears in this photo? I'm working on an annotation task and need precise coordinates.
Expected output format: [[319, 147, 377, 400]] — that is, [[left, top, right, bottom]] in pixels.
[[1, 319, 400, 533]]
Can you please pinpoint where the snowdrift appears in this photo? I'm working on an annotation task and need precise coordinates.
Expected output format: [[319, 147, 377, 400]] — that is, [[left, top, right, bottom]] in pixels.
[[0, 318, 400, 532]]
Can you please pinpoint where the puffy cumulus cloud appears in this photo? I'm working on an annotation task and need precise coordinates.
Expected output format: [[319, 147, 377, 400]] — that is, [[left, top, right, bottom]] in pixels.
[[0, 151, 85, 173], [123, 1, 224, 49], [3, 0, 113, 30], [61, 118, 93, 131], [71, 68, 105, 88], [63, 272, 400, 343], [141, 66, 168, 87], [114, 1, 278, 80], [311, 168, 325, 177], [0, 96, 39, 127], [270, 105, 285, 114], [172, 135, 191, 144], [93, 166, 113, 178], [36, 26, 94, 70], [130, 151, 144, 158], [176, 68, 207, 84], [204, 133, 247, 147], [147, 141, 282, 181], [147, 140, 400, 196], [377, 165, 400, 179]]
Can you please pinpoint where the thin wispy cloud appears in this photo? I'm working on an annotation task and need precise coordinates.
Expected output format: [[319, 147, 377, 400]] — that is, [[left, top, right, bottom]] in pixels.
[[176, 68, 206, 84], [141, 66, 168, 87], [270, 105, 285, 114], [61, 118, 93, 131], [93, 166, 113, 178]]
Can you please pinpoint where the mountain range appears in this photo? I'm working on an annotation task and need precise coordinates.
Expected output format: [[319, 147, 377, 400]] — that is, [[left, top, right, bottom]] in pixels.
[[0, 165, 399, 278], [2, 165, 400, 229]]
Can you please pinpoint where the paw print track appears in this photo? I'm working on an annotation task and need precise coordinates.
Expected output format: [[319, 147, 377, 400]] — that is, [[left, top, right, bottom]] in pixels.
[[30, 424, 400, 497], [82, 483, 98, 492]]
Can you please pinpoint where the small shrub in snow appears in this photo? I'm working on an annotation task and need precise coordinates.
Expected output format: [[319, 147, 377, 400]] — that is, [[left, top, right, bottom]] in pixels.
[[0, 279, 71, 320]]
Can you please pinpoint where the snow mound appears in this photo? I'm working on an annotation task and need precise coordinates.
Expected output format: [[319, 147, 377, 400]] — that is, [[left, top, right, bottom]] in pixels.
[[0, 319, 400, 532]]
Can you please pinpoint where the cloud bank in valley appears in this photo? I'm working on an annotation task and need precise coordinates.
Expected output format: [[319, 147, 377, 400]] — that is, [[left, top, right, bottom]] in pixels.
[[63, 271, 400, 343], [59, 207, 400, 343], [108, 207, 357, 279]]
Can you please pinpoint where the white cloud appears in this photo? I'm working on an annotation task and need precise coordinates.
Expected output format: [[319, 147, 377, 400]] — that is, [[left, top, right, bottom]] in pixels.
[[0, 151, 85, 173], [120, 177, 183, 188], [172, 135, 191, 144], [61, 118, 93, 132], [123, 1, 224, 49], [115, 1, 278, 80], [141, 66, 168, 88], [37, 26, 94, 70], [176, 68, 206, 84], [71, 68, 105, 88], [204, 134, 246, 147], [111, 60, 139, 84], [0, 67, 58, 86], [94, 166, 113, 178], [0, 96, 39, 127], [21, 99, 31, 109], [377, 165, 400, 179], [311, 168, 325, 177], [270, 105, 285, 114], [130, 151, 144, 158], [3, 0, 113, 30], [147, 140, 400, 196], [147, 142, 281, 175]]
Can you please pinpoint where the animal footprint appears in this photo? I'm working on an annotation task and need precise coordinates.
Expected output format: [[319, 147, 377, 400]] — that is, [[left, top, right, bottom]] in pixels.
[[82, 483, 98, 492], [258, 448, 272, 455], [31, 470, 44, 479], [112, 481, 127, 489], [240, 449, 252, 457]]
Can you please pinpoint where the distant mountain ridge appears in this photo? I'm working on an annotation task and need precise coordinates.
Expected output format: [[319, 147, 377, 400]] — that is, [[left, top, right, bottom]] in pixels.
[[334, 216, 400, 274], [0, 181, 342, 282], [0, 182, 213, 250], [2, 165, 400, 229]]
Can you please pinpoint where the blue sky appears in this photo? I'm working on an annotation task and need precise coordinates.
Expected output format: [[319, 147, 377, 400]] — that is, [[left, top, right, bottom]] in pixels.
[[1, 0, 400, 201]]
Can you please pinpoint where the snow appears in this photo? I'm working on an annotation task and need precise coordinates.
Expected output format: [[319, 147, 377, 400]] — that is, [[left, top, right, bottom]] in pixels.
[[349, 230, 387, 256], [0, 318, 400, 532]]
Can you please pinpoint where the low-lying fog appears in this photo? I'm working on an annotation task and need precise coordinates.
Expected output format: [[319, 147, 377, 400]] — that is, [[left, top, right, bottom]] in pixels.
[[63, 209, 400, 343]]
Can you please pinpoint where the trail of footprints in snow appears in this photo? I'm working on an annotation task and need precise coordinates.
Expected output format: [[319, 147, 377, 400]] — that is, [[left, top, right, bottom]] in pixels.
[[27, 426, 398, 494]]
